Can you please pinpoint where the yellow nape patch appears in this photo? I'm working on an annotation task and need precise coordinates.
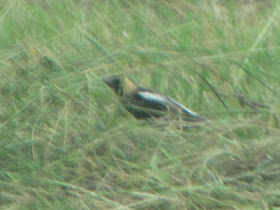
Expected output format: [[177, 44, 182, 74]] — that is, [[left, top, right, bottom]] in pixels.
[[122, 77, 138, 95], [31, 48, 40, 57]]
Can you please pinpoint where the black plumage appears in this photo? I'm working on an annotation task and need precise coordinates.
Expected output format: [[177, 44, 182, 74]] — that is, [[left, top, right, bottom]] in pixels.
[[103, 75, 207, 122]]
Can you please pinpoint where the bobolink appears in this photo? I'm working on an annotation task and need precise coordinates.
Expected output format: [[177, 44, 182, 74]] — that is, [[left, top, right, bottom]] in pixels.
[[103, 75, 207, 122]]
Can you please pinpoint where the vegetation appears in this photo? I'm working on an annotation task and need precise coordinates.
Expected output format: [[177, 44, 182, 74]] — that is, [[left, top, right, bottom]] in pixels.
[[1, 0, 280, 209]]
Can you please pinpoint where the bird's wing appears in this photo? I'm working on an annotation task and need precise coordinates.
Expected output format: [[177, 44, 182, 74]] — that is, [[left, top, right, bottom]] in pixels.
[[137, 91, 207, 121], [137, 91, 167, 103], [138, 91, 198, 115], [136, 91, 169, 110], [167, 97, 199, 117], [167, 97, 207, 122]]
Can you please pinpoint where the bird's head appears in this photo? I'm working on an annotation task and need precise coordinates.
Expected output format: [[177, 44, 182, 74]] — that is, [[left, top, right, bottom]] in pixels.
[[103, 75, 138, 96], [103, 75, 121, 94]]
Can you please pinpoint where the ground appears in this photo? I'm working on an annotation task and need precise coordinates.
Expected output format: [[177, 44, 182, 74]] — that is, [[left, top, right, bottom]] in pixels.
[[1, 0, 280, 209]]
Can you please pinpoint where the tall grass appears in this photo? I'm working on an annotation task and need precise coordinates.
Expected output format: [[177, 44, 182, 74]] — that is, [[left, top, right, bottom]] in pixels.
[[1, 0, 280, 209]]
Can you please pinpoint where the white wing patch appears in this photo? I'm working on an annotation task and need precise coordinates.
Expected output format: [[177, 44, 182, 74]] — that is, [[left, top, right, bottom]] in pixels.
[[138, 92, 167, 104], [138, 91, 200, 117]]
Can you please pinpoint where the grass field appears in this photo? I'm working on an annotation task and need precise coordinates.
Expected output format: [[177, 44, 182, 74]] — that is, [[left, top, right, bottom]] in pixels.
[[1, 0, 280, 209]]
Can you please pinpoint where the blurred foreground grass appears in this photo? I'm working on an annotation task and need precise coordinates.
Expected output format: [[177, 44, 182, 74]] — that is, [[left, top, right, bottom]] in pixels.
[[1, 0, 280, 209]]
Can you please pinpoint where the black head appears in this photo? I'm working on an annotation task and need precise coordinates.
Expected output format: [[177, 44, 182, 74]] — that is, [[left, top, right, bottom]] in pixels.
[[103, 75, 121, 94], [103, 75, 141, 99]]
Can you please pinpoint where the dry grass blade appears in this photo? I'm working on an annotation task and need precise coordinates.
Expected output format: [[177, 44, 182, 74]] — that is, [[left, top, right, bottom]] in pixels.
[[235, 62, 280, 97]]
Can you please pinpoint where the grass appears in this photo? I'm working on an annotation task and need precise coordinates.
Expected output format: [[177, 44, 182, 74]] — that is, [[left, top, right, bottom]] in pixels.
[[1, 0, 280, 209]]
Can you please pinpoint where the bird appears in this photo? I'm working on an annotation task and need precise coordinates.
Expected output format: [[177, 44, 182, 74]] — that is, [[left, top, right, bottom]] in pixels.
[[103, 75, 207, 122]]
